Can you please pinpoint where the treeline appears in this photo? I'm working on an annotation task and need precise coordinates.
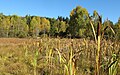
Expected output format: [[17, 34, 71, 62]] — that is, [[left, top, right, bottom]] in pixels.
[[0, 6, 120, 40]]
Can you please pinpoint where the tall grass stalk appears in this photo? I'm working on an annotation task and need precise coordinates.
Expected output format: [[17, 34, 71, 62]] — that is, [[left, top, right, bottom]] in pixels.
[[64, 64, 69, 75], [32, 42, 40, 75], [69, 47, 73, 75], [33, 48, 39, 75], [49, 48, 53, 74], [90, 20, 97, 43], [96, 15, 102, 75], [90, 14, 102, 75], [96, 35, 100, 75]]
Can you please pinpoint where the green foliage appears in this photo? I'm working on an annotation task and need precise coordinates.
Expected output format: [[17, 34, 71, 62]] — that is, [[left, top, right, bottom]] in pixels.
[[40, 18, 50, 34], [0, 6, 120, 39], [114, 17, 120, 40], [68, 6, 89, 37]]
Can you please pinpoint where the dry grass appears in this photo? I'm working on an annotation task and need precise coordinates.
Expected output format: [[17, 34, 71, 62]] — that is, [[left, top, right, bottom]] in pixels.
[[0, 38, 119, 75]]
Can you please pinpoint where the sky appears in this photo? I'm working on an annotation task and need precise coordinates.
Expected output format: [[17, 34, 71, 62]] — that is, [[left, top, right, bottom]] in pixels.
[[0, 0, 120, 23]]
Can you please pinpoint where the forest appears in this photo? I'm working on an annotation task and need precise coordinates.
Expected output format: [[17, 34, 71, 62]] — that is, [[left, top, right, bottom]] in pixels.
[[0, 6, 120, 40]]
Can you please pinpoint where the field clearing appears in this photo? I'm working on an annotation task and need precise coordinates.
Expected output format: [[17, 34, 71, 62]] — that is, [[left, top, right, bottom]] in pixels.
[[0, 38, 119, 75]]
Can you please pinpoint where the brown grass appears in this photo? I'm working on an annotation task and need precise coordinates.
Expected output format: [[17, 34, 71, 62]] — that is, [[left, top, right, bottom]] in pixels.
[[0, 38, 119, 75]]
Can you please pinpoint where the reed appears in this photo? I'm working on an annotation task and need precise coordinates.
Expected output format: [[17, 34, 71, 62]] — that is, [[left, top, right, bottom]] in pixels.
[[0, 37, 119, 75], [89, 13, 102, 75], [95, 15, 102, 75], [90, 13, 118, 75]]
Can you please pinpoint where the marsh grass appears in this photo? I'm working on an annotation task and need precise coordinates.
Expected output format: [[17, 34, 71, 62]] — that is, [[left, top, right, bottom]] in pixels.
[[0, 38, 119, 75]]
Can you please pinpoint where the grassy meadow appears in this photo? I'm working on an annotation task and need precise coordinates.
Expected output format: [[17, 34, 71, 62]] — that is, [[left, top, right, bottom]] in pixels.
[[0, 38, 119, 75]]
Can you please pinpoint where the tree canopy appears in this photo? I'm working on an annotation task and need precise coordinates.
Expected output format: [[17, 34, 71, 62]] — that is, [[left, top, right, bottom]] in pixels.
[[0, 6, 119, 40]]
